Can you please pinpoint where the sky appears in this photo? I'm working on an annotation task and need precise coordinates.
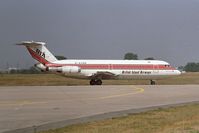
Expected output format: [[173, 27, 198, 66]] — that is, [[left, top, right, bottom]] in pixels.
[[0, 0, 199, 69]]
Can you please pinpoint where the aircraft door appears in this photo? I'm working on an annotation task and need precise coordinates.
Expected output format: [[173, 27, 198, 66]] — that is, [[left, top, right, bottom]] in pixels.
[[109, 64, 113, 70], [153, 65, 159, 73]]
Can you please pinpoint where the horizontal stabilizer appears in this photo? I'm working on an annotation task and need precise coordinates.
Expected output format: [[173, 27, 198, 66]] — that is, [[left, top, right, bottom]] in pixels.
[[16, 41, 46, 46]]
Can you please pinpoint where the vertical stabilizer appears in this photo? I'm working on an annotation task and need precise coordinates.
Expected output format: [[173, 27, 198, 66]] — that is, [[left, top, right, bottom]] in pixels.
[[17, 41, 57, 64]]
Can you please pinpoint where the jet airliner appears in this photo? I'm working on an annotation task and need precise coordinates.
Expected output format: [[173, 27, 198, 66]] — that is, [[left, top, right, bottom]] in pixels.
[[17, 41, 181, 85]]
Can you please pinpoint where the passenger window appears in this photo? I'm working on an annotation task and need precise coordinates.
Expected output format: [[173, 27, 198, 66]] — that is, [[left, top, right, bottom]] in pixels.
[[165, 65, 170, 67]]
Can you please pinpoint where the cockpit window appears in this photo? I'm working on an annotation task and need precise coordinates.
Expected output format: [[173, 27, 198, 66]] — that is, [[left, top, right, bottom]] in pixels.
[[165, 65, 170, 67]]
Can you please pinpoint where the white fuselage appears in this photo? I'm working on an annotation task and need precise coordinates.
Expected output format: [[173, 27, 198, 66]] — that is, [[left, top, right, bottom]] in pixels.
[[45, 59, 181, 80]]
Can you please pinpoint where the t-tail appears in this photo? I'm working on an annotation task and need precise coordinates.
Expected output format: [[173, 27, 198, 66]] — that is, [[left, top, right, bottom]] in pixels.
[[16, 41, 57, 65]]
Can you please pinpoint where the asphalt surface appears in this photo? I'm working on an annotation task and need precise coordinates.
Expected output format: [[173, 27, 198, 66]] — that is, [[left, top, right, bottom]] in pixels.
[[0, 85, 199, 133]]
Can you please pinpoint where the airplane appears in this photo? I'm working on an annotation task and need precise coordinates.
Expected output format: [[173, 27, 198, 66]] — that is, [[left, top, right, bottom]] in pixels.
[[17, 41, 181, 85]]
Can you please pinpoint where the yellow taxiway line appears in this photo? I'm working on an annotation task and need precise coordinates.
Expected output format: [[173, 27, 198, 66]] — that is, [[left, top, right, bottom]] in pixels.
[[99, 86, 144, 99]]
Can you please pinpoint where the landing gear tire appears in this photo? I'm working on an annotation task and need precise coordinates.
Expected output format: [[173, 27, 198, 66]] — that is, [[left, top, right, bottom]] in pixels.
[[150, 80, 156, 85], [90, 79, 96, 85], [90, 79, 102, 85], [96, 79, 102, 85]]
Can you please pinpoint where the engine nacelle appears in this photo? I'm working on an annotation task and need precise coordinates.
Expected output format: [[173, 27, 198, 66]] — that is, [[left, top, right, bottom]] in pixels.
[[34, 63, 46, 71], [61, 66, 81, 73], [47, 66, 81, 73]]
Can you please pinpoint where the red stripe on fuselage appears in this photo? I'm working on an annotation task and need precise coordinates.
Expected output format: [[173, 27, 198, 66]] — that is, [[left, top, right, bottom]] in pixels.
[[46, 63, 176, 70], [27, 47, 50, 64], [26, 47, 175, 70]]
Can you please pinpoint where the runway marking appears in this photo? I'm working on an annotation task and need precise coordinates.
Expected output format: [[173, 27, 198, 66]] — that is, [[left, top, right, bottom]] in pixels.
[[0, 100, 47, 107], [98, 86, 144, 99]]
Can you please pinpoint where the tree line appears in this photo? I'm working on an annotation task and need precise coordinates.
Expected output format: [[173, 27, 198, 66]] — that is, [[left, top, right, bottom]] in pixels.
[[124, 52, 154, 60], [180, 63, 199, 72]]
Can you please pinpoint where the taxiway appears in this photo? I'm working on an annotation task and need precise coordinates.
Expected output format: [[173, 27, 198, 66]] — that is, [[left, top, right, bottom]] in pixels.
[[0, 85, 199, 133]]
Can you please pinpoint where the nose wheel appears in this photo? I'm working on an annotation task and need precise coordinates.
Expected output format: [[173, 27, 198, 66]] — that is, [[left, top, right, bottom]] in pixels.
[[90, 79, 102, 85], [150, 80, 156, 85]]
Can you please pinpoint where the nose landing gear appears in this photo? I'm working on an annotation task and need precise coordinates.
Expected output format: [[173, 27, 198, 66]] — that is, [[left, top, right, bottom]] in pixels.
[[90, 79, 102, 85], [150, 80, 156, 85]]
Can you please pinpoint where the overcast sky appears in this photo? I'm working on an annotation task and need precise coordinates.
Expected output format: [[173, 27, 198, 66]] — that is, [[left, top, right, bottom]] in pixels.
[[1, 0, 199, 69]]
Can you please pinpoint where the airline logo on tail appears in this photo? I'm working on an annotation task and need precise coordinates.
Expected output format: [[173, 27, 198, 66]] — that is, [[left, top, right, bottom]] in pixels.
[[36, 49, 45, 59], [17, 41, 57, 65]]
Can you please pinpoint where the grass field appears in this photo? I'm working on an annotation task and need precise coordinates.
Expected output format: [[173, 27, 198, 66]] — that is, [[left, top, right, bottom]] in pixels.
[[39, 104, 199, 133], [0, 72, 199, 86]]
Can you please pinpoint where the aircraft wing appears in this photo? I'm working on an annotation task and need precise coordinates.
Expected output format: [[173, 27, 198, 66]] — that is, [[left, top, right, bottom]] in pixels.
[[90, 71, 118, 79]]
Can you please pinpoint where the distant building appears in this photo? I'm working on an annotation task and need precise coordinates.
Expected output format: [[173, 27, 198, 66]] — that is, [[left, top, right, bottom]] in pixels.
[[0, 69, 8, 74], [8, 67, 20, 73]]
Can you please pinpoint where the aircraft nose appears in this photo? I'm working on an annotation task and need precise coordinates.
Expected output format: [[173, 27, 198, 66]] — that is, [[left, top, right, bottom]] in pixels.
[[175, 70, 181, 75]]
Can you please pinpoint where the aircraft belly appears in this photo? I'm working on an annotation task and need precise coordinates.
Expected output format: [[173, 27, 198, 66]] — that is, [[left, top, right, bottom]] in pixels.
[[117, 75, 171, 80], [70, 69, 177, 80]]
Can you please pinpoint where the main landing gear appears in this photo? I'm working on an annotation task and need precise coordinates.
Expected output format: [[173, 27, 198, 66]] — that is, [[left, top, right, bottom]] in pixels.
[[90, 79, 155, 85], [150, 80, 156, 85], [90, 79, 102, 85]]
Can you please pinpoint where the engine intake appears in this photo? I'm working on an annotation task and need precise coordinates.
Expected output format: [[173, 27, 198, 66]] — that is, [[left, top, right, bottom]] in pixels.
[[34, 63, 46, 71], [46, 66, 81, 73]]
